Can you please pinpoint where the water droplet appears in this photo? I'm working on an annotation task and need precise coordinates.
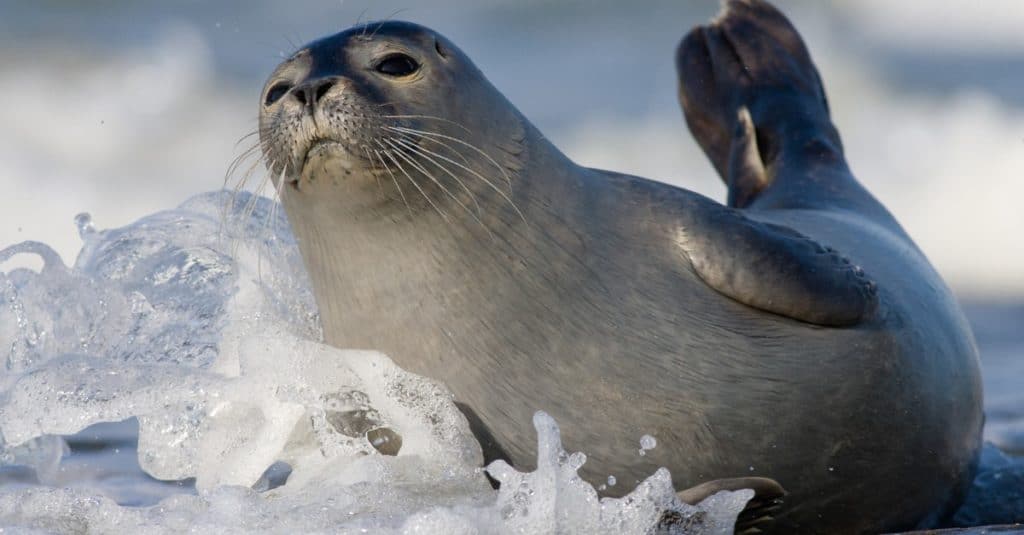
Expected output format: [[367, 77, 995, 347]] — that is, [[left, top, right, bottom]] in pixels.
[[74, 213, 95, 239], [748, 466, 755, 472], [606, 475, 616, 487], [639, 434, 657, 451]]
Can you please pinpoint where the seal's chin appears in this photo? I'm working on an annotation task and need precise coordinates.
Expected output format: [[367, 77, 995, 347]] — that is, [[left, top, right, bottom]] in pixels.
[[297, 140, 357, 186]]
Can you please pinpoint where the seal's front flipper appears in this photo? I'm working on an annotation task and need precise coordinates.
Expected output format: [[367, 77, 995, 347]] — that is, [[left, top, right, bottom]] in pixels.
[[677, 477, 786, 535], [676, 204, 877, 326], [676, 0, 846, 209]]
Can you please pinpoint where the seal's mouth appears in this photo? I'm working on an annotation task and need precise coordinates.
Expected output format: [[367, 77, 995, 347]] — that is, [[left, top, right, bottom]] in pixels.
[[301, 139, 346, 170], [288, 138, 359, 189]]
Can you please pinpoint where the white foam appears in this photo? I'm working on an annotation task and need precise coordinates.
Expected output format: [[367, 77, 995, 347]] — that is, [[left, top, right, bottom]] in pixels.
[[0, 192, 753, 533]]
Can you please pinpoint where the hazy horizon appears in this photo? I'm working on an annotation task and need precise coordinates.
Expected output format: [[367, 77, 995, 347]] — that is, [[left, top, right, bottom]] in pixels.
[[2, 0, 1022, 299]]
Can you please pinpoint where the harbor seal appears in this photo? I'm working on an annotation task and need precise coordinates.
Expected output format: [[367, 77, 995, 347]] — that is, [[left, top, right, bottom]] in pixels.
[[257, 1, 984, 532]]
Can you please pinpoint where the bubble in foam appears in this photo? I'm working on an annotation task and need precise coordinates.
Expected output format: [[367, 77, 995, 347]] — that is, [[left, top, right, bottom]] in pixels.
[[74, 213, 95, 239], [639, 433, 657, 456]]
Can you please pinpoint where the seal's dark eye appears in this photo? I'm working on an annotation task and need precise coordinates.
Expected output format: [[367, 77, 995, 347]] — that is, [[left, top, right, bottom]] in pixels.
[[375, 54, 419, 77], [265, 82, 291, 106]]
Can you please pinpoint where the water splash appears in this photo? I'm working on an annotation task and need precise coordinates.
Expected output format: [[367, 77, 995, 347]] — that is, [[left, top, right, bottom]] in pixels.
[[0, 191, 753, 533]]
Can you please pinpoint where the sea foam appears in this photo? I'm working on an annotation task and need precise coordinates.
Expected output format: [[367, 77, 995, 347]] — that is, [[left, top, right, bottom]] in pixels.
[[0, 192, 751, 534]]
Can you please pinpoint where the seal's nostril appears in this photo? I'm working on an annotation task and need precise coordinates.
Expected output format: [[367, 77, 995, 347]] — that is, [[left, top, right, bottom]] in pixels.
[[314, 80, 334, 103], [293, 79, 335, 108]]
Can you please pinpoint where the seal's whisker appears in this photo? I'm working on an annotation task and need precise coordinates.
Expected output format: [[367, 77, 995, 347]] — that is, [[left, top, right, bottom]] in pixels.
[[248, 156, 279, 218], [256, 167, 290, 286], [385, 129, 526, 224], [283, 35, 298, 53], [389, 136, 482, 217], [385, 140, 461, 209], [380, 114, 473, 135], [357, 9, 371, 39], [257, 130, 296, 182], [271, 164, 286, 204], [373, 149, 411, 212], [386, 126, 513, 189], [223, 159, 256, 230], [234, 130, 261, 149], [237, 140, 265, 162], [225, 142, 264, 191], [377, 143, 449, 222], [235, 149, 268, 188], [243, 173, 270, 224], [266, 183, 281, 239], [387, 127, 487, 183], [367, 9, 410, 40], [385, 138, 491, 235], [227, 138, 263, 179], [272, 164, 288, 224], [363, 145, 387, 198], [388, 129, 475, 175], [230, 127, 288, 190], [388, 126, 504, 176], [229, 156, 268, 217], [247, 173, 272, 282]]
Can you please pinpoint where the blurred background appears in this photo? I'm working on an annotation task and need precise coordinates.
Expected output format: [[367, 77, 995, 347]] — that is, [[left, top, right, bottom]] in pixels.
[[2, 0, 1024, 297], [1, 0, 1021, 299], [0, 1, 1022, 436]]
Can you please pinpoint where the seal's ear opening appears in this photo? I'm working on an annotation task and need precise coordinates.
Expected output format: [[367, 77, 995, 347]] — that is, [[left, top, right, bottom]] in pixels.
[[434, 37, 449, 59]]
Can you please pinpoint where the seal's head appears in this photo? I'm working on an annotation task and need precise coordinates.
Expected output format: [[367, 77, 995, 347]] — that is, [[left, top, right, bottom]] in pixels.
[[258, 21, 528, 218]]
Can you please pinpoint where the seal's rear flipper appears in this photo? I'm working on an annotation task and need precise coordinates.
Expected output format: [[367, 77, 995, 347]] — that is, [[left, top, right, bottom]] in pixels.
[[676, 0, 846, 209], [677, 477, 786, 535], [676, 202, 877, 326]]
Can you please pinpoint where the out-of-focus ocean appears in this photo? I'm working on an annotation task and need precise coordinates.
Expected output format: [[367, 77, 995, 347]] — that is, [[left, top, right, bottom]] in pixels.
[[2, 0, 1023, 297]]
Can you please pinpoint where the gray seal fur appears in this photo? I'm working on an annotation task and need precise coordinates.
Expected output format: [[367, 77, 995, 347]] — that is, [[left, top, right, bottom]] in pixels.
[[257, 1, 984, 532]]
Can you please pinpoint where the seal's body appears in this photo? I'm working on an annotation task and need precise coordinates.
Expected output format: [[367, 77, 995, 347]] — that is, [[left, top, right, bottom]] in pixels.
[[258, 2, 983, 532]]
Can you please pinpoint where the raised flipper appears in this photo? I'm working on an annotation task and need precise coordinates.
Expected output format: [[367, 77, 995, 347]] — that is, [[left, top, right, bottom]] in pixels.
[[676, 477, 786, 535], [675, 201, 877, 326], [676, 0, 846, 209]]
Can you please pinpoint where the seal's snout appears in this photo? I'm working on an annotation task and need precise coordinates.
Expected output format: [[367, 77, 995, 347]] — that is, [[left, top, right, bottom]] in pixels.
[[257, 19, 520, 204], [292, 78, 337, 109]]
